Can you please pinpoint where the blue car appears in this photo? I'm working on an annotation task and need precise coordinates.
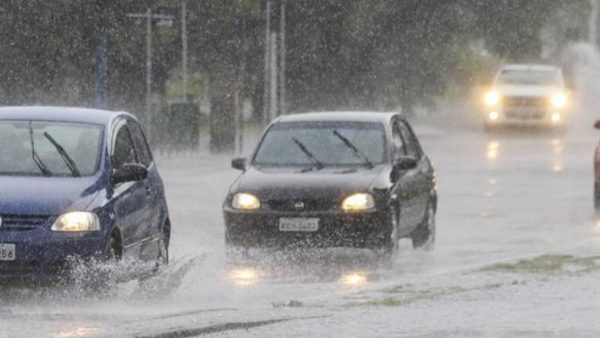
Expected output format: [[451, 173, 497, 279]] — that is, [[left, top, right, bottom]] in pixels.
[[0, 106, 170, 281]]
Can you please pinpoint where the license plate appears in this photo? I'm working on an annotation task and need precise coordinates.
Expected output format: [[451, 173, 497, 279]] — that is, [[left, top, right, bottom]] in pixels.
[[279, 218, 319, 232], [0, 244, 16, 261]]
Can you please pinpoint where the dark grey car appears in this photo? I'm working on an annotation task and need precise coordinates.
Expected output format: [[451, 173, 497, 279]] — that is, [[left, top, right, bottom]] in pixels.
[[223, 112, 436, 257]]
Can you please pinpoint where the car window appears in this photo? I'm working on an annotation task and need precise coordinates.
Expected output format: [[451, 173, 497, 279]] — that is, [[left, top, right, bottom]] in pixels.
[[127, 119, 153, 167], [0, 120, 103, 177], [254, 121, 386, 167], [497, 69, 562, 86], [398, 121, 421, 160], [392, 122, 407, 159], [112, 124, 138, 169]]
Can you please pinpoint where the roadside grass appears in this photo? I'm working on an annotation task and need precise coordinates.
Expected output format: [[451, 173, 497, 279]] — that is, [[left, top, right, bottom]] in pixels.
[[342, 254, 599, 308], [348, 285, 481, 308], [480, 255, 600, 275]]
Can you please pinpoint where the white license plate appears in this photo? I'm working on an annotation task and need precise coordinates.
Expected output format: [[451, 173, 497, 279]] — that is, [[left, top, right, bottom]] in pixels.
[[0, 243, 16, 261], [279, 218, 319, 232]]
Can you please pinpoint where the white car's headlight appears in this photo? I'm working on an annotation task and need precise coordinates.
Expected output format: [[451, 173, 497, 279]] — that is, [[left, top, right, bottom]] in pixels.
[[232, 193, 261, 210], [484, 91, 500, 106], [341, 193, 375, 212], [551, 92, 567, 108], [51, 212, 100, 232]]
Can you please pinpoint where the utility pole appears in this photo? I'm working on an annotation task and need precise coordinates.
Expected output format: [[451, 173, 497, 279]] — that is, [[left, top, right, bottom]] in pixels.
[[279, 1, 286, 115], [591, 0, 599, 47], [269, 32, 278, 121], [181, 0, 188, 99], [126, 10, 175, 140], [263, 1, 272, 122], [145, 7, 153, 136], [94, 0, 108, 108]]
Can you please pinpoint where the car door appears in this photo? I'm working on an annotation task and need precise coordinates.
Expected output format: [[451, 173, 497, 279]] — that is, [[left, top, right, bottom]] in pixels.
[[390, 119, 421, 231], [110, 120, 152, 259], [398, 120, 434, 225], [126, 118, 163, 260]]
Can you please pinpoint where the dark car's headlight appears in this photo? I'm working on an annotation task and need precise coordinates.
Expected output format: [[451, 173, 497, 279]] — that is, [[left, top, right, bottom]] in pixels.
[[51, 211, 100, 232], [232, 193, 261, 210], [341, 193, 375, 212]]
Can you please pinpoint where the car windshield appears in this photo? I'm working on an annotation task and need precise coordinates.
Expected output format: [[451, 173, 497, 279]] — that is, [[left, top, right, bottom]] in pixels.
[[497, 69, 562, 86], [253, 121, 386, 167], [0, 120, 103, 177]]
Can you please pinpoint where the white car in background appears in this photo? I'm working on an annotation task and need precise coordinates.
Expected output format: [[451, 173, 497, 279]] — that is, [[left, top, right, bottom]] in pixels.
[[482, 64, 569, 131]]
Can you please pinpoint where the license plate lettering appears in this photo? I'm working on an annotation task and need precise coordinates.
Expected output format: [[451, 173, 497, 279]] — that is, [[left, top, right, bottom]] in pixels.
[[0, 244, 16, 261], [279, 218, 319, 232]]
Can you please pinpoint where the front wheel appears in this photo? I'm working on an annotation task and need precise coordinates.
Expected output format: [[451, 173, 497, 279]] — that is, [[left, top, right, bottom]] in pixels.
[[411, 201, 436, 250], [377, 207, 400, 261], [154, 224, 170, 271]]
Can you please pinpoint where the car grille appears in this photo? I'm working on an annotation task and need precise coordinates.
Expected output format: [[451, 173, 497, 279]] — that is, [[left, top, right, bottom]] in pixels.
[[505, 111, 546, 119], [0, 260, 39, 274], [0, 214, 52, 231], [267, 199, 335, 212], [503, 96, 546, 108]]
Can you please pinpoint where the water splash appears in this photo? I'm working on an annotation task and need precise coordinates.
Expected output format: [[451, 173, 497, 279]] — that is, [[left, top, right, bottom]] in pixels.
[[562, 42, 600, 128]]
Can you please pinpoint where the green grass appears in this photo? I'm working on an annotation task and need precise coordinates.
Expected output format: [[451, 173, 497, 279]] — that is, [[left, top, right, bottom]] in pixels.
[[481, 255, 600, 274], [348, 286, 467, 308]]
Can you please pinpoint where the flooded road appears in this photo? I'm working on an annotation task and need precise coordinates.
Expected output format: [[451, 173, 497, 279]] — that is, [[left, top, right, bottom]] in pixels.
[[1, 116, 599, 337]]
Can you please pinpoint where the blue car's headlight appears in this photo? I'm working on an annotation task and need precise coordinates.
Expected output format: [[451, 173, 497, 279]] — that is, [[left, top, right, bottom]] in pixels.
[[51, 212, 100, 232]]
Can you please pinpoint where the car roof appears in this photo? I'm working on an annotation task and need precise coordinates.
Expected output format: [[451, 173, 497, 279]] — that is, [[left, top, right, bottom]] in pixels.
[[275, 111, 399, 124], [0, 106, 130, 125], [500, 64, 561, 72]]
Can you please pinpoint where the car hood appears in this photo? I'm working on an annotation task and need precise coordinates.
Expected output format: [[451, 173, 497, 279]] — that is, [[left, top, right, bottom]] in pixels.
[[233, 166, 385, 200], [0, 176, 103, 215], [496, 84, 560, 97]]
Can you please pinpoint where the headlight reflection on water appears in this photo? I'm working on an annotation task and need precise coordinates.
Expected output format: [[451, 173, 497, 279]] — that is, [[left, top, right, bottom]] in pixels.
[[486, 141, 500, 161], [54, 327, 99, 338], [339, 271, 368, 287], [230, 267, 260, 287]]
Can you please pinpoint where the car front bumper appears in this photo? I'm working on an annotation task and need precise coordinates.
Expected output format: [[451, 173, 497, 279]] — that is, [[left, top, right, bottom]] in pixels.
[[0, 229, 105, 280], [223, 207, 391, 249], [484, 109, 566, 127]]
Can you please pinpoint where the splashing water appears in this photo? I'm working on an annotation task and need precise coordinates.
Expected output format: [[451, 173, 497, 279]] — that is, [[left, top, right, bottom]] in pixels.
[[562, 42, 600, 128]]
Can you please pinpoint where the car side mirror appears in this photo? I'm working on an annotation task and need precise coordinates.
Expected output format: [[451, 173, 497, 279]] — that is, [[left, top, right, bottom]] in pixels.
[[111, 163, 148, 185], [594, 120, 600, 130], [390, 156, 417, 182], [231, 157, 247, 171]]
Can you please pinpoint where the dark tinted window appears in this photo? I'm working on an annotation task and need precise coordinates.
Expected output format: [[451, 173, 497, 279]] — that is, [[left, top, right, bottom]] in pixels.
[[398, 121, 421, 159], [112, 125, 138, 169], [392, 122, 407, 159], [128, 120, 152, 167]]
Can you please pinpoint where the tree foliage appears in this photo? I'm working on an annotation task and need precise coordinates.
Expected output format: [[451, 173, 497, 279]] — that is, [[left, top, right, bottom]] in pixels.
[[0, 0, 593, 120]]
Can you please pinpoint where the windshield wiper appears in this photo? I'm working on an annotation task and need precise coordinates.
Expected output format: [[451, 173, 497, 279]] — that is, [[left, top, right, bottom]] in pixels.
[[29, 123, 52, 176], [332, 130, 374, 169], [291, 137, 324, 170], [43, 132, 81, 177]]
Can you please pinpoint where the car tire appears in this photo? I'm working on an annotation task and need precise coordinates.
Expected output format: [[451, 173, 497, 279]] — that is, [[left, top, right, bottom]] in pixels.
[[411, 200, 436, 250], [154, 224, 170, 271], [378, 206, 400, 260], [76, 233, 121, 294], [105, 235, 120, 262]]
